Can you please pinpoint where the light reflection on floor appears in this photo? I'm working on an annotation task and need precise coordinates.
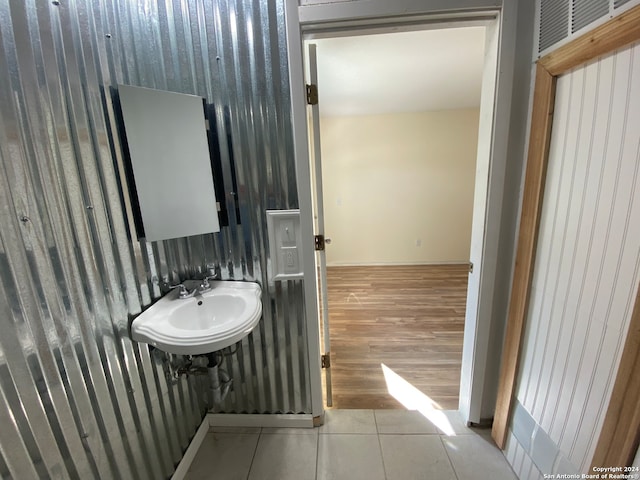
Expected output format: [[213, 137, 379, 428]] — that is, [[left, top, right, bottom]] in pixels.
[[381, 362, 456, 436]]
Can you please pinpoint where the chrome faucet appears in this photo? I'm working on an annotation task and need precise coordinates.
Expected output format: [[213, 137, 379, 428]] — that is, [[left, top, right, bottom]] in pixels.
[[169, 283, 196, 299], [198, 275, 218, 293]]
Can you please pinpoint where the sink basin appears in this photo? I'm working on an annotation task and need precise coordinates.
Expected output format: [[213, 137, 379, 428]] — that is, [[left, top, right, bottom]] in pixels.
[[131, 281, 262, 355]]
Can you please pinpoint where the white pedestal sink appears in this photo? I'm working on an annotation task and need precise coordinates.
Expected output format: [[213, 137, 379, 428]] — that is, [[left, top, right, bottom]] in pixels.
[[131, 281, 262, 355]]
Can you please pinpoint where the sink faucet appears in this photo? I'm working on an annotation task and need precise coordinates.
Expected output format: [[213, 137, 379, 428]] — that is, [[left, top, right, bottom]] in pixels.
[[169, 283, 196, 299], [199, 275, 218, 293]]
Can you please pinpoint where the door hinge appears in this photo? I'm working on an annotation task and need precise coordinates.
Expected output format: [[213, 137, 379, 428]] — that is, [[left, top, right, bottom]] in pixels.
[[469, 262, 474, 273], [321, 353, 331, 368], [306, 84, 318, 105], [314, 234, 325, 251]]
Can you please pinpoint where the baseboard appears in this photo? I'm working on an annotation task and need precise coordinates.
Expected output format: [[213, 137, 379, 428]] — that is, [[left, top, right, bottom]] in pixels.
[[170, 413, 315, 477], [468, 417, 493, 428], [171, 415, 210, 480], [208, 413, 315, 428], [326, 261, 469, 267]]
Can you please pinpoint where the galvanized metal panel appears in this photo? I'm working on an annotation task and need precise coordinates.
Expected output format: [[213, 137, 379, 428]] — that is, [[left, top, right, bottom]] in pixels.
[[0, 0, 309, 478]]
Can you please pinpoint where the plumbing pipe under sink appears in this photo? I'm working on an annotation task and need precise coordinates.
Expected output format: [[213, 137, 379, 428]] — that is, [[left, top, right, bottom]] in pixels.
[[207, 353, 232, 409]]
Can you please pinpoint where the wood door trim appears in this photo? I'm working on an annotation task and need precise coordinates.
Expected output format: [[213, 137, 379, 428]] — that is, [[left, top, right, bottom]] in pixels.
[[540, 5, 640, 76], [491, 63, 555, 447], [492, 6, 640, 469]]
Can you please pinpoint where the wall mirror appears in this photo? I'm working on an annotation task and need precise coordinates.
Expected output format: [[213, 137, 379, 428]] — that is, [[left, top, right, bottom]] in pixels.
[[117, 84, 221, 242]]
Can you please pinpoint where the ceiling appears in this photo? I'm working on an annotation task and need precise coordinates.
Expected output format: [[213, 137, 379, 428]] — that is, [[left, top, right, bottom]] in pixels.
[[312, 26, 486, 117]]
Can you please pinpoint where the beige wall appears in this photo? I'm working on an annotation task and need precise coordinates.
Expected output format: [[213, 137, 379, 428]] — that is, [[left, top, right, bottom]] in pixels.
[[320, 108, 479, 265]]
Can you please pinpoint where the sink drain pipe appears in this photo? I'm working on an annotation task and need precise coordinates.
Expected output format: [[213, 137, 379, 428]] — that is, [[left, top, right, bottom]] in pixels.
[[206, 353, 232, 409]]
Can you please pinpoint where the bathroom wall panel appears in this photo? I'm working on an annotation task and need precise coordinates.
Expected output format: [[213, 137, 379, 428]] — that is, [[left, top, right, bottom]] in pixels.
[[505, 431, 540, 480], [0, 0, 308, 478], [514, 42, 640, 473]]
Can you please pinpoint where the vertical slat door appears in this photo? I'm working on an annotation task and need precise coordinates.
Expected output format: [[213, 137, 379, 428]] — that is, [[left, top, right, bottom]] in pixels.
[[515, 41, 640, 472]]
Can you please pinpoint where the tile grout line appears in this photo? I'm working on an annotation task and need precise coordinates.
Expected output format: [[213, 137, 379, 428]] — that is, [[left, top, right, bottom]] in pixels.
[[314, 428, 320, 480], [373, 410, 390, 479], [439, 434, 461, 480], [244, 427, 263, 480]]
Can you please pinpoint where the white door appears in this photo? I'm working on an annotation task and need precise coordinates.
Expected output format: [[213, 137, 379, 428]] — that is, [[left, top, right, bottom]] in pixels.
[[306, 43, 333, 407], [459, 21, 500, 423]]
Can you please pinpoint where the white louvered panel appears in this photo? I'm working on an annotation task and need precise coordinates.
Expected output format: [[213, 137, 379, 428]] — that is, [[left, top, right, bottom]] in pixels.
[[539, 0, 570, 53], [572, 0, 609, 33], [516, 41, 640, 472], [538, 0, 640, 55]]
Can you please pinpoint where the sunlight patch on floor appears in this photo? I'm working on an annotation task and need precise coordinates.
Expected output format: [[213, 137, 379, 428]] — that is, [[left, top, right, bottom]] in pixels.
[[381, 363, 456, 436]]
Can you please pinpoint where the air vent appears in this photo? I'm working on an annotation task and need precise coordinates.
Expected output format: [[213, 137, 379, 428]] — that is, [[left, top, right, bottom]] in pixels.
[[539, 0, 570, 53], [572, 0, 609, 32], [614, 0, 634, 7]]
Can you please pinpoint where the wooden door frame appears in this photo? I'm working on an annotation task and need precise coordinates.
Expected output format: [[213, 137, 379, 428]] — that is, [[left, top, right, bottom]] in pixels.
[[491, 4, 640, 469]]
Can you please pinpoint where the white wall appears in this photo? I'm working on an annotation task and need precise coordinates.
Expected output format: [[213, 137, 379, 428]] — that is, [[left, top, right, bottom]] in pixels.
[[320, 108, 479, 266], [513, 42, 640, 473]]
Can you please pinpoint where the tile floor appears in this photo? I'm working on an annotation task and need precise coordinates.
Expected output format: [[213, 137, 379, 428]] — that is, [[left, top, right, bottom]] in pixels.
[[185, 409, 517, 480]]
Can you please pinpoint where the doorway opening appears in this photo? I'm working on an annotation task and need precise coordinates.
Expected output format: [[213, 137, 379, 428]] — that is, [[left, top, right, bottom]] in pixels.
[[305, 23, 495, 412]]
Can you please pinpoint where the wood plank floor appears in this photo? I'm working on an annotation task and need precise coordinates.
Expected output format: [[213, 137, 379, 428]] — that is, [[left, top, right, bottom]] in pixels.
[[322, 264, 468, 410]]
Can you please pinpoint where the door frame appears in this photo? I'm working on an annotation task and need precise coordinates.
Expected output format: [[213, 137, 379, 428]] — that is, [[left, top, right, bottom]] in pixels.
[[491, 5, 640, 468], [302, 19, 500, 415], [285, 0, 521, 423]]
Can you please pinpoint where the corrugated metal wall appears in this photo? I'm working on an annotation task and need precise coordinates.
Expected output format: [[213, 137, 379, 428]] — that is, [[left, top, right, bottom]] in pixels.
[[512, 41, 640, 476], [0, 0, 309, 478]]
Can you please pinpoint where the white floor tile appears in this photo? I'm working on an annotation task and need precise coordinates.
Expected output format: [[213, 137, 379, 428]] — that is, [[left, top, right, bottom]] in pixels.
[[185, 432, 259, 480], [184, 411, 515, 480], [319, 409, 377, 434], [317, 434, 385, 480], [375, 409, 439, 434], [442, 434, 517, 480], [436, 410, 476, 435], [475, 426, 498, 444], [380, 435, 457, 480], [248, 433, 318, 480]]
